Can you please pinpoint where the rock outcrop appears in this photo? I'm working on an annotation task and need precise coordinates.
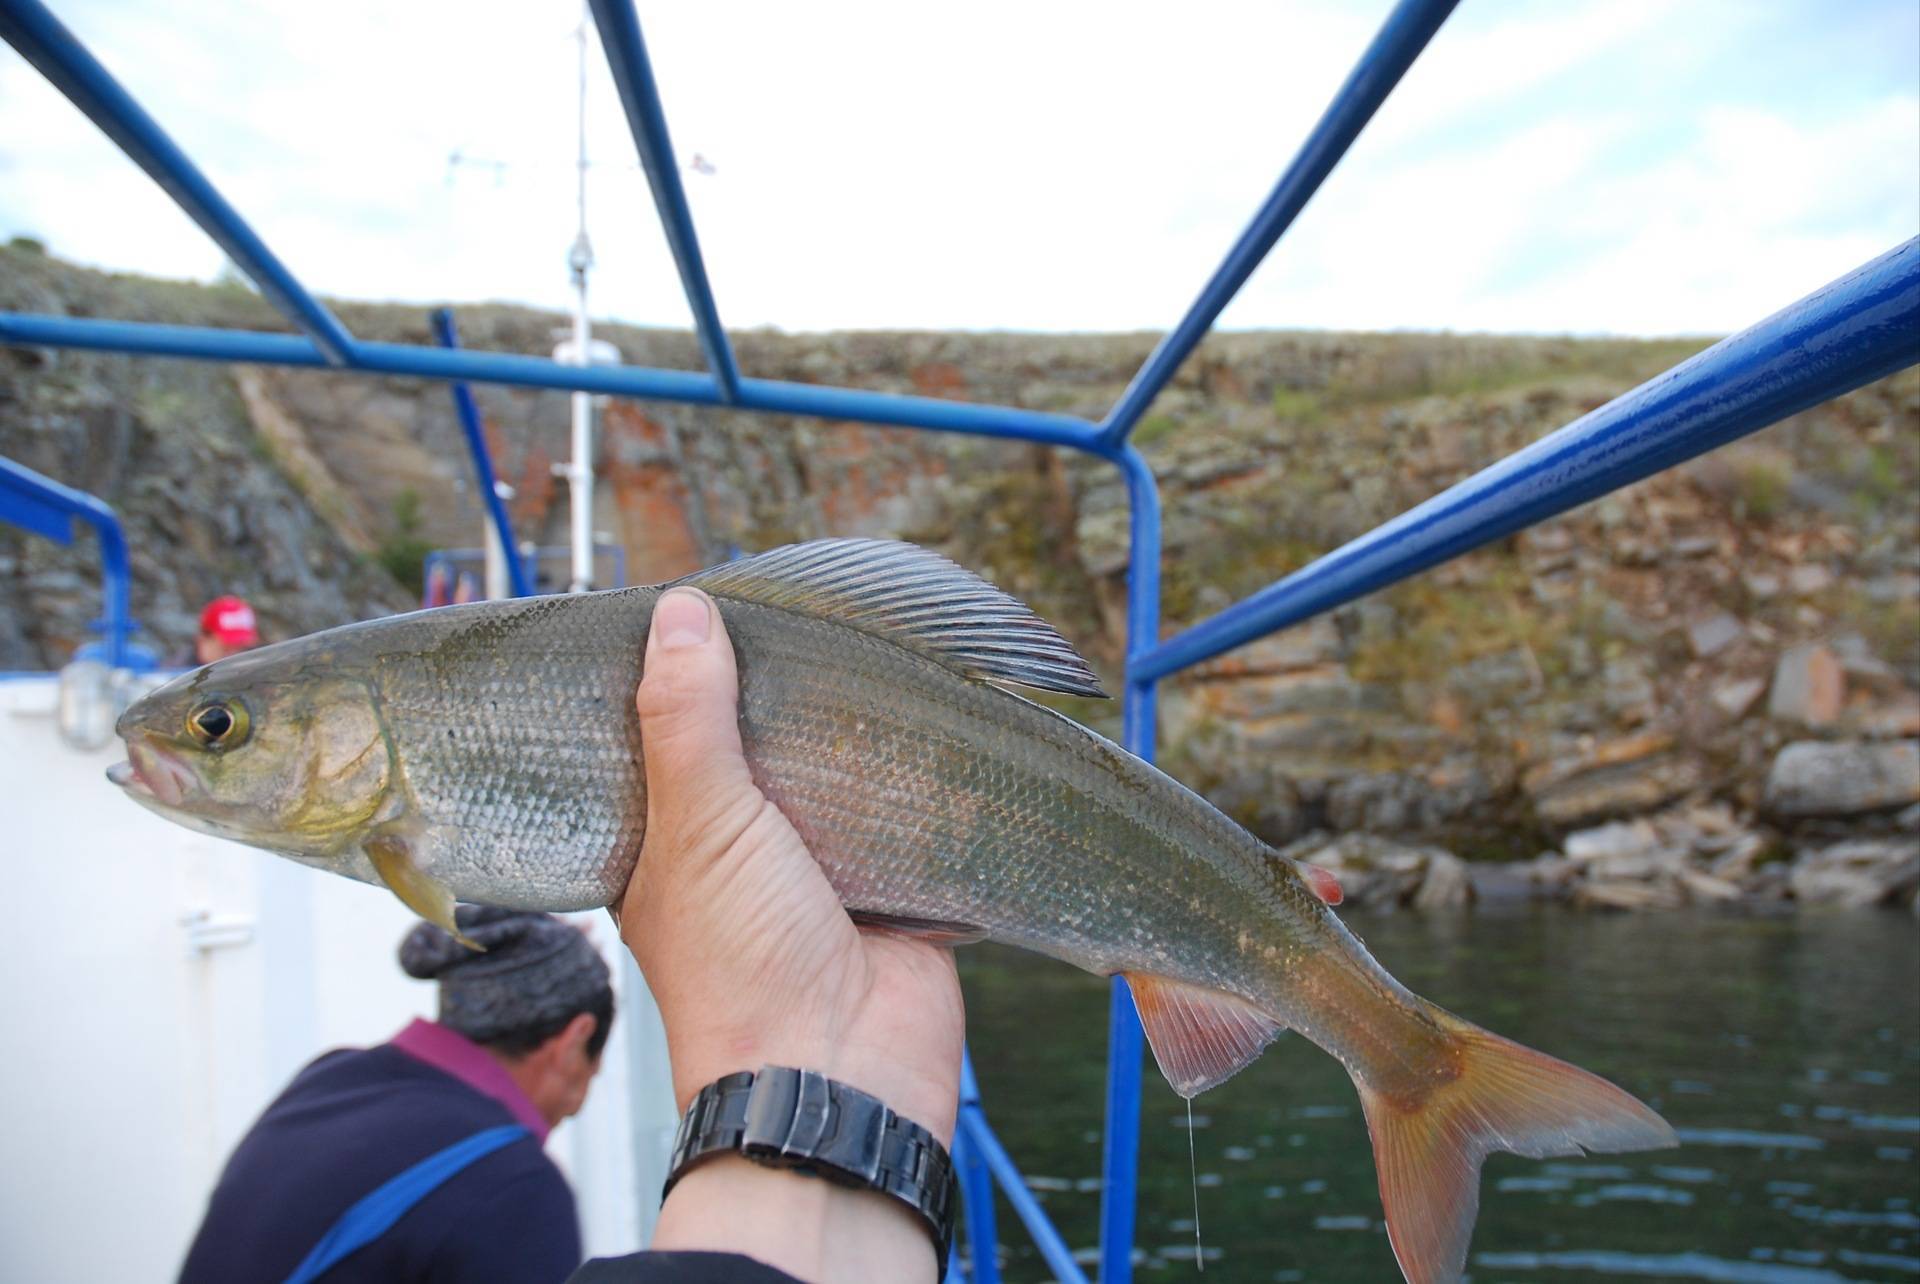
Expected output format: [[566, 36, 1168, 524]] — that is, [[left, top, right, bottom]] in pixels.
[[4, 245, 1916, 911]]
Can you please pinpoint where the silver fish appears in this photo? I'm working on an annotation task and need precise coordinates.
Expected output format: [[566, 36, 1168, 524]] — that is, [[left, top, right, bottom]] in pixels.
[[110, 539, 1674, 1283]]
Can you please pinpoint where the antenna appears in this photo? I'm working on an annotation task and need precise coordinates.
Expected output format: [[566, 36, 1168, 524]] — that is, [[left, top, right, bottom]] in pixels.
[[563, 2, 596, 593]]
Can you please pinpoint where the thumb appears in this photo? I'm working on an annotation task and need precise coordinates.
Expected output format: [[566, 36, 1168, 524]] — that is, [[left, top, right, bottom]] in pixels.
[[636, 588, 759, 826]]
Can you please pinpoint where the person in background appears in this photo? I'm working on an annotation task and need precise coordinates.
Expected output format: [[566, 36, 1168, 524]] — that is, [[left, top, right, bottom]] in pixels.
[[178, 907, 615, 1284], [195, 594, 262, 664]]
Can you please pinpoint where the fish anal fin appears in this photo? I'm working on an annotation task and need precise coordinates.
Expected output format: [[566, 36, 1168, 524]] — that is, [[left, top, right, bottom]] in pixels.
[[849, 909, 988, 946], [1301, 862, 1344, 906], [365, 833, 481, 951], [1124, 973, 1284, 1099], [681, 539, 1106, 698], [1357, 1005, 1677, 1284]]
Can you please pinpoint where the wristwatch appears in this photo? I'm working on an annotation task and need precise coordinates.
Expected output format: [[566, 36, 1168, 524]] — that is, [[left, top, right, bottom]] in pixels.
[[664, 1065, 958, 1266]]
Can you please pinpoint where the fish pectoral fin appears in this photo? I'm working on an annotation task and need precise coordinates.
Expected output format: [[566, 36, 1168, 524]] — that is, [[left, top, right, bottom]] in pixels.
[[848, 910, 988, 946], [364, 833, 481, 952], [1123, 973, 1285, 1099]]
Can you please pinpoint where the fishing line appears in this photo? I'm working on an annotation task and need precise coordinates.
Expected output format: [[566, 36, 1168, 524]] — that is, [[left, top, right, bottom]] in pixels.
[[1186, 1097, 1203, 1272]]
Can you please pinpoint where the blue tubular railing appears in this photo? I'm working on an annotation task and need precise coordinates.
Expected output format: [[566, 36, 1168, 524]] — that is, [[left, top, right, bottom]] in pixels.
[[0, 315, 1104, 449], [954, 1053, 1092, 1284], [1097, 0, 1461, 448], [587, 0, 742, 401], [0, 455, 135, 667], [1133, 235, 1920, 682], [430, 310, 536, 599], [3, 2, 1917, 1280], [0, 0, 356, 364], [950, 1053, 1001, 1284]]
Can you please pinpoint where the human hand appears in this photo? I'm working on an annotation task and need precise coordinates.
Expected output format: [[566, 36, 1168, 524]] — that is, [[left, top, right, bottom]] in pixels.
[[620, 587, 965, 1281]]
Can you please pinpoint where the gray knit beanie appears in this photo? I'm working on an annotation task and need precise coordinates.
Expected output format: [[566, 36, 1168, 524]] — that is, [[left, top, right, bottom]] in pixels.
[[398, 905, 612, 1045]]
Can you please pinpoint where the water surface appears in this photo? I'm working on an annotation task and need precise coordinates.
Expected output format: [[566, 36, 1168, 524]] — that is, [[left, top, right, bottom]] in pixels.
[[958, 907, 1920, 1282]]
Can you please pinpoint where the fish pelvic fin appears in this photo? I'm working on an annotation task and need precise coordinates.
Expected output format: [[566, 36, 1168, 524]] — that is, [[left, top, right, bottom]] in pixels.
[[365, 832, 481, 951], [848, 910, 988, 946], [679, 538, 1107, 698], [1124, 973, 1285, 1098], [1357, 1004, 1677, 1284]]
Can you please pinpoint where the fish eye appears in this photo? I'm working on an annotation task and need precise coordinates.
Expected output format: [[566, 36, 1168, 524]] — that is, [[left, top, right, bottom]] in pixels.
[[187, 699, 250, 751]]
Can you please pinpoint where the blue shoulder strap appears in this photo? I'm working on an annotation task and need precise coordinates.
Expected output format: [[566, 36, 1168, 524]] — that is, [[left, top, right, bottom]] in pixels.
[[281, 1123, 530, 1284]]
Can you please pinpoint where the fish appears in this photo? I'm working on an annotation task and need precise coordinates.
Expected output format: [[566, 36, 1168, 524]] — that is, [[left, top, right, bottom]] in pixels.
[[109, 538, 1674, 1283]]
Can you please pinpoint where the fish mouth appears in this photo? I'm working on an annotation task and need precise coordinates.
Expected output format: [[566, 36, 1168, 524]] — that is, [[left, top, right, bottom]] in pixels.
[[107, 739, 195, 808]]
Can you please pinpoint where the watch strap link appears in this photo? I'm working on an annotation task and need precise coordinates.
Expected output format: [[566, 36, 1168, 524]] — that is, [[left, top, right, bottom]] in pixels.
[[665, 1066, 957, 1266]]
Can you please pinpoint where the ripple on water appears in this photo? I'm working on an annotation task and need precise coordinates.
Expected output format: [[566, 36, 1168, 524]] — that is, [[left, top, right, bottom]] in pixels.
[[1787, 1204, 1920, 1229], [1836, 1247, 1920, 1272], [1474, 1248, 1861, 1282], [1652, 1165, 1721, 1184], [1575, 1183, 1696, 1207], [1674, 1127, 1826, 1151], [1540, 1162, 1635, 1179]]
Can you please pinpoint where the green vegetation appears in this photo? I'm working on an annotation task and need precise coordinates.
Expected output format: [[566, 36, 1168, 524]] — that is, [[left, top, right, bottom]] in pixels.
[[1134, 413, 1180, 446], [1734, 454, 1791, 522], [1269, 387, 1323, 422], [1853, 444, 1903, 512], [7, 235, 45, 254], [1346, 556, 1565, 690], [376, 488, 433, 596]]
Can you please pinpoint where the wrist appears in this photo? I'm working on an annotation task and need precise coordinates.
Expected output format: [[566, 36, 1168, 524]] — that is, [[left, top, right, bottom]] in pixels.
[[666, 1033, 957, 1147], [654, 1154, 940, 1284]]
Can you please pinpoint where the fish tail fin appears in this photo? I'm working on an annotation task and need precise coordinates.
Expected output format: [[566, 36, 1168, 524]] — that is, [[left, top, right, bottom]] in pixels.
[[1354, 1003, 1676, 1284]]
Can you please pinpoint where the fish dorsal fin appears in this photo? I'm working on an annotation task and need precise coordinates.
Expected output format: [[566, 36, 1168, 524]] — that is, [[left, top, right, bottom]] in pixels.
[[682, 539, 1107, 698], [1125, 973, 1285, 1098]]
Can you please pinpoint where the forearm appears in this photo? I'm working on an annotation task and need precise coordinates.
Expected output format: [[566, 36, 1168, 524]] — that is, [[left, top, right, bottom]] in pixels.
[[651, 1156, 939, 1284]]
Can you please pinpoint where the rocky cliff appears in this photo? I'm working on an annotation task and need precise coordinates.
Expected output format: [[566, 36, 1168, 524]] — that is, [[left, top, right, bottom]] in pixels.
[[4, 245, 1915, 908]]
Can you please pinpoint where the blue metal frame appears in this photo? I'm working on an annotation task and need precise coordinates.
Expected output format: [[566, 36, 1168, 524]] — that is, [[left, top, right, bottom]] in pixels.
[[3, 0, 1917, 1279], [422, 544, 630, 600], [430, 309, 537, 599], [0, 455, 136, 667]]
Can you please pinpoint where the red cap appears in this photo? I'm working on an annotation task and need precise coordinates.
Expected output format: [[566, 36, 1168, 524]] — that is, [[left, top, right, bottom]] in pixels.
[[199, 596, 261, 647]]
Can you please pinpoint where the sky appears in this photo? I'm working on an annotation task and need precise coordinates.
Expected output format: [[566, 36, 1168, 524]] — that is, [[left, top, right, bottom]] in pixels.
[[1, 0, 1916, 337]]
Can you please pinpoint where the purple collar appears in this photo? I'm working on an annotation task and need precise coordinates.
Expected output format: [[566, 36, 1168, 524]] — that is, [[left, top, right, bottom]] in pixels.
[[390, 1018, 551, 1142]]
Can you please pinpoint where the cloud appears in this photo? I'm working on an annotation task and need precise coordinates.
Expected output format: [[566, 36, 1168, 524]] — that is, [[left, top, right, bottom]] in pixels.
[[1, 0, 1913, 337]]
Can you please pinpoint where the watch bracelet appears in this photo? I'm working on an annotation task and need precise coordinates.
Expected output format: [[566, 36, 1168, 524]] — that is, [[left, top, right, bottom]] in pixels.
[[664, 1066, 958, 1266]]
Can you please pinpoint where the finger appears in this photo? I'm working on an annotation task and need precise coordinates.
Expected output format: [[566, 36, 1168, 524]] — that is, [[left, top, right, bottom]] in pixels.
[[636, 587, 759, 828]]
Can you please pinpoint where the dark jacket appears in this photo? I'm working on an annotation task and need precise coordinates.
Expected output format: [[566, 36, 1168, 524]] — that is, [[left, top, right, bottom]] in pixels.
[[571, 1253, 802, 1283], [178, 1044, 579, 1283]]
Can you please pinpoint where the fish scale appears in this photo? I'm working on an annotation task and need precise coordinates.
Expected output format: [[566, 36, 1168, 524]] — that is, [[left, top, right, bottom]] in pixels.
[[110, 537, 1677, 1284]]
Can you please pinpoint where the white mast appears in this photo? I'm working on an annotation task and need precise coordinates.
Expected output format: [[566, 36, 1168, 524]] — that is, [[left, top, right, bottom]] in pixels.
[[565, 4, 596, 593]]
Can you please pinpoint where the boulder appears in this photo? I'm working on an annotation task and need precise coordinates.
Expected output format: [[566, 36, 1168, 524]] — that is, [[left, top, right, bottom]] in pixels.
[[1687, 612, 1744, 659], [1677, 869, 1744, 903], [1411, 851, 1472, 911], [1764, 740, 1920, 817], [1788, 564, 1836, 596], [1525, 734, 1703, 828], [1854, 697, 1920, 740], [1710, 677, 1766, 722], [1789, 840, 1920, 908], [1769, 644, 1845, 727], [1186, 664, 1370, 720], [1277, 833, 1459, 910], [1574, 879, 1683, 911], [1186, 617, 1342, 678], [1563, 819, 1659, 864], [1466, 862, 1535, 905]]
